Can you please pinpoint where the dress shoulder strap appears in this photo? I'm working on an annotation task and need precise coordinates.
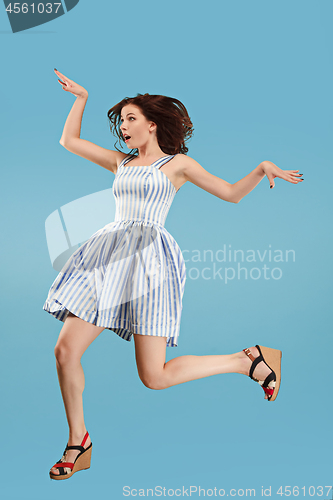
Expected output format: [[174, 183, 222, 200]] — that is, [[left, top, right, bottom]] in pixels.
[[152, 155, 177, 169], [118, 154, 137, 168]]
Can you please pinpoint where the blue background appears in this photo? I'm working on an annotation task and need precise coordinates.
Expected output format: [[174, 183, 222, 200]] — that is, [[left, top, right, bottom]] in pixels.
[[1, 1, 332, 498]]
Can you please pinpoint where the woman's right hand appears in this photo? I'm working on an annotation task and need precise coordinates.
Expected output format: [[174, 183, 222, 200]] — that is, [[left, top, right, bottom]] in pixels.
[[54, 69, 88, 98]]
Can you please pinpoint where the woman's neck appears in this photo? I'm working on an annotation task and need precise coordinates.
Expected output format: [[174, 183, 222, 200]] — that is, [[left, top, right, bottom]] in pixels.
[[136, 145, 165, 161]]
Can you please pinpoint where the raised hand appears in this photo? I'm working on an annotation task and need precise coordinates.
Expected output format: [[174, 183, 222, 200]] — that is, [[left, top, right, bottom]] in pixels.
[[54, 69, 88, 98], [261, 160, 304, 189]]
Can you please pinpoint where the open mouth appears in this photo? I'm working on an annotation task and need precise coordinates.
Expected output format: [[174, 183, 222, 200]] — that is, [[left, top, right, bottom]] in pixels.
[[123, 135, 131, 142]]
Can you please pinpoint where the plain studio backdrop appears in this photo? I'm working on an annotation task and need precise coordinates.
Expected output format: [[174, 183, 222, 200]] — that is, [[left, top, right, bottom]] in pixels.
[[1, 1, 332, 498]]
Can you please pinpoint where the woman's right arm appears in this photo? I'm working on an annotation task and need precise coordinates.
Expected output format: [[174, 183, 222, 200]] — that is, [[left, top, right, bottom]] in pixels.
[[55, 69, 126, 174]]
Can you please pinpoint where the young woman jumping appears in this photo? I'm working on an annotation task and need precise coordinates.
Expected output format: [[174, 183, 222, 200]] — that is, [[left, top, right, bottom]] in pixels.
[[43, 68, 303, 480]]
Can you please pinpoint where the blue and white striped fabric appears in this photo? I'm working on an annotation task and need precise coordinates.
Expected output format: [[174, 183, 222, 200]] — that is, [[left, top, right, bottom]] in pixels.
[[43, 154, 186, 347]]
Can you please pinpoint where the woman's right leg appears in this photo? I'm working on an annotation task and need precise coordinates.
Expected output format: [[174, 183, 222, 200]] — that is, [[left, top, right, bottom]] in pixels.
[[50, 312, 105, 475]]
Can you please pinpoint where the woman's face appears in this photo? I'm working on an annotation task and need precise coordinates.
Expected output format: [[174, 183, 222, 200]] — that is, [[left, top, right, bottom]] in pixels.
[[120, 104, 156, 149]]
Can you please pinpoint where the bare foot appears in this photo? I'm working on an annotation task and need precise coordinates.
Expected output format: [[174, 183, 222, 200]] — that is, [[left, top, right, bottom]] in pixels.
[[240, 346, 274, 400], [50, 432, 91, 476]]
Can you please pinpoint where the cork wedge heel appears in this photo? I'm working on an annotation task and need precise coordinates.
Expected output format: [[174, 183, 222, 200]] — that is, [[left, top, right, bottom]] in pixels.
[[49, 431, 92, 480], [243, 345, 282, 402]]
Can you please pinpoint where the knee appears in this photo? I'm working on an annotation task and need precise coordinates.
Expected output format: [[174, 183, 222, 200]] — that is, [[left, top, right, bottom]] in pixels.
[[54, 341, 77, 366], [139, 371, 167, 390]]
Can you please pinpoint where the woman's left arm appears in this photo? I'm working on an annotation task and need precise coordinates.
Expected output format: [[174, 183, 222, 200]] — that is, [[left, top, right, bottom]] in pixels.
[[182, 157, 303, 203]]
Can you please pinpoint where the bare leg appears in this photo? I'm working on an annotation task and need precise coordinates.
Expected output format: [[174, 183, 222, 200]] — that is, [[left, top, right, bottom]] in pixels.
[[134, 335, 272, 397], [50, 312, 105, 475]]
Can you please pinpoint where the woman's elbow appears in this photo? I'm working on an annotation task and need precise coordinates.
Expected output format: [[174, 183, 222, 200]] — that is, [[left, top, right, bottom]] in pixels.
[[224, 185, 241, 203], [225, 191, 241, 204]]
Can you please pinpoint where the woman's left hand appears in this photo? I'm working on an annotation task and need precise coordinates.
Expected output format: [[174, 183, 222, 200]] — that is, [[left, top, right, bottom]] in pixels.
[[261, 160, 304, 189]]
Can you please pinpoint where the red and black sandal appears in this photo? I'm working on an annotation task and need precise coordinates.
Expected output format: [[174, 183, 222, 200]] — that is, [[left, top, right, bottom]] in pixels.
[[243, 345, 282, 402], [49, 431, 92, 480]]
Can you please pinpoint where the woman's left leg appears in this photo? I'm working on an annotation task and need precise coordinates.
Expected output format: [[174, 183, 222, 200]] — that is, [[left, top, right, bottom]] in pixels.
[[133, 335, 273, 398]]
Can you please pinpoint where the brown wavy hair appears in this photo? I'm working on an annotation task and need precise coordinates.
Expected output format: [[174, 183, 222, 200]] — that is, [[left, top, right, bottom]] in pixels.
[[107, 93, 194, 156]]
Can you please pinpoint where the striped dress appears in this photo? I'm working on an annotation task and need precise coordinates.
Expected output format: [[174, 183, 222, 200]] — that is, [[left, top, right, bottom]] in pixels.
[[43, 154, 186, 347]]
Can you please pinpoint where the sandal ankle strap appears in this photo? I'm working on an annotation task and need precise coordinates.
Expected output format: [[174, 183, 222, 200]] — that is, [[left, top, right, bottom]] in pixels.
[[66, 444, 85, 453], [243, 348, 255, 362], [81, 431, 89, 447], [63, 431, 90, 455], [243, 348, 263, 380], [243, 347, 275, 384]]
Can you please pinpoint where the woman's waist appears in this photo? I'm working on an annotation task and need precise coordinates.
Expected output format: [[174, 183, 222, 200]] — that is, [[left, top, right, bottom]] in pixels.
[[114, 217, 165, 228]]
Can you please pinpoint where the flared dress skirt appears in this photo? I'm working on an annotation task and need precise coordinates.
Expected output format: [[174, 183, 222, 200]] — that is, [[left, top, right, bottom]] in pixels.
[[43, 154, 186, 347]]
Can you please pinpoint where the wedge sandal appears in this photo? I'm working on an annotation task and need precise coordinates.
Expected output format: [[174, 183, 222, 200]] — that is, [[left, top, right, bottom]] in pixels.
[[243, 345, 282, 401], [49, 431, 92, 480]]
